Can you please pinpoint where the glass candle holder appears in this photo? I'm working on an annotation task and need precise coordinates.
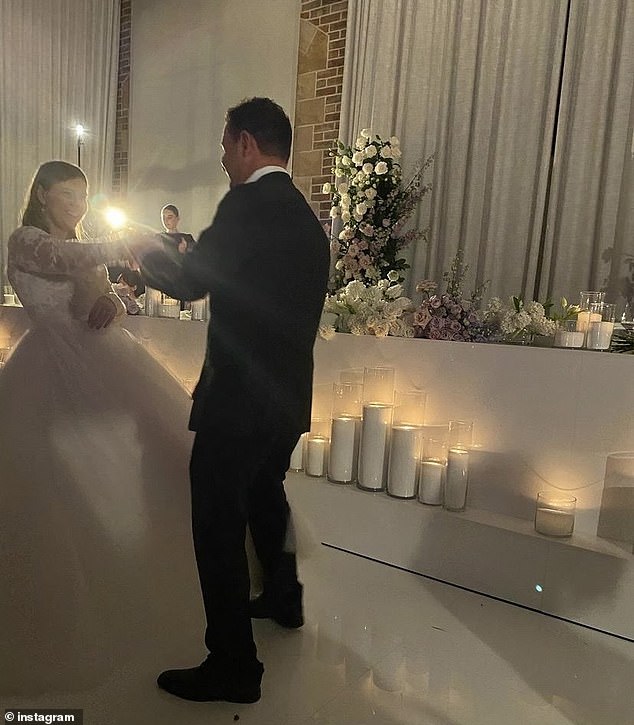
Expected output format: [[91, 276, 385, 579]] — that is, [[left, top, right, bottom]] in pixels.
[[311, 383, 333, 422], [329, 382, 363, 484], [448, 420, 473, 450], [362, 366, 394, 405], [553, 319, 585, 349], [339, 368, 364, 385], [534, 493, 576, 537], [585, 302, 616, 350], [576, 291, 605, 333], [393, 390, 427, 427], [357, 402, 393, 491], [444, 447, 470, 511], [418, 438, 447, 506], [305, 434, 328, 477]]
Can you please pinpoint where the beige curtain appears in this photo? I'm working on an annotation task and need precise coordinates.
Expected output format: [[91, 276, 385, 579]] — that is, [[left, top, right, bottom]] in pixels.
[[341, 0, 634, 308], [0, 0, 120, 288], [538, 0, 634, 307]]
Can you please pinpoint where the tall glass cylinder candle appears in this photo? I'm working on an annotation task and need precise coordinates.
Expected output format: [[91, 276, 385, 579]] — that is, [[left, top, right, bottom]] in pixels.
[[387, 425, 422, 499], [358, 403, 393, 491], [329, 382, 363, 484], [418, 439, 447, 505], [585, 302, 615, 350], [444, 447, 470, 511]]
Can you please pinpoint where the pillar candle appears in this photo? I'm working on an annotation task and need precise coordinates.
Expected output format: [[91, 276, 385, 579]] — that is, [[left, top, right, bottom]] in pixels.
[[585, 321, 614, 350], [554, 329, 585, 348], [535, 507, 574, 537], [418, 460, 446, 505], [576, 310, 601, 333], [444, 448, 469, 511], [387, 425, 421, 499], [358, 403, 392, 491], [328, 416, 360, 483], [305, 436, 327, 477]]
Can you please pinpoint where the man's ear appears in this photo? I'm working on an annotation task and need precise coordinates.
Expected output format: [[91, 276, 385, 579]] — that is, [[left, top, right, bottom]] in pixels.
[[36, 185, 46, 205], [239, 130, 258, 156]]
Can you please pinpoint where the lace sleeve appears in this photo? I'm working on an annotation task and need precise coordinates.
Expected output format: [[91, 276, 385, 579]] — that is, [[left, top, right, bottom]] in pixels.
[[8, 226, 130, 277]]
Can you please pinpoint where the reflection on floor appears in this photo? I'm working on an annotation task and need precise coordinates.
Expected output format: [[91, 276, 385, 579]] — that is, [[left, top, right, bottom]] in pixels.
[[5, 545, 633, 724]]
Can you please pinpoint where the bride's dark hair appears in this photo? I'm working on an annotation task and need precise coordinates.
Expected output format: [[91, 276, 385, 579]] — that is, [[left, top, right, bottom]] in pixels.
[[21, 160, 87, 237]]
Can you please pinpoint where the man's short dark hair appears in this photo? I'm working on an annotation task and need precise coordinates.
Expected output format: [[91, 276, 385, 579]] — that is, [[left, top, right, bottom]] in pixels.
[[225, 97, 292, 163]]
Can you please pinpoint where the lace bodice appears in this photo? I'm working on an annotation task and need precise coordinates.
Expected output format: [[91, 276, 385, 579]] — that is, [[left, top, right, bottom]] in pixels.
[[7, 226, 130, 326]]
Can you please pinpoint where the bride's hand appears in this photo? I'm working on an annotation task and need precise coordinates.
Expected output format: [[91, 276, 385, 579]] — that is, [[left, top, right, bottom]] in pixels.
[[88, 295, 118, 329]]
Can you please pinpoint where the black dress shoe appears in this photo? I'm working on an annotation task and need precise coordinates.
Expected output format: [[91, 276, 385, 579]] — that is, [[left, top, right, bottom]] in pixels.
[[249, 583, 304, 629], [157, 656, 263, 703]]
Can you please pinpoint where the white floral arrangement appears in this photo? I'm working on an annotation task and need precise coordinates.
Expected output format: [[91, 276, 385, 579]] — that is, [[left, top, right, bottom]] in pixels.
[[324, 129, 432, 287], [484, 296, 557, 340], [320, 273, 414, 338]]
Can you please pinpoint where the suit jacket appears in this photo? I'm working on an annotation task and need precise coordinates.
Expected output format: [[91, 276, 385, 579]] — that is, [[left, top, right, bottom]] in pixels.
[[140, 172, 330, 435]]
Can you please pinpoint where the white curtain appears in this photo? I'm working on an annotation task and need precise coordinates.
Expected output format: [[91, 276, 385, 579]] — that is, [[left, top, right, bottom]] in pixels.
[[341, 0, 634, 307], [0, 0, 120, 287], [538, 0, 634, 304]]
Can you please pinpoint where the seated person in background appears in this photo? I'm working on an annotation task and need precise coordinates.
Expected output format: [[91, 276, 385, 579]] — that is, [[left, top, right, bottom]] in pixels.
[[113, 268, 143, 315], [161, 204, 196, 254]]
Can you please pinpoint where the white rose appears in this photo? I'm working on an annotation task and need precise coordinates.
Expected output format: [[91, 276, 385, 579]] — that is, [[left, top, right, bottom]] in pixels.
[[341, 210, 351, 223], [379, 146, 392, 158], [355, 202, 368, 216], [329, 206, 340, 218], [375, 161, 389, 175], [355, 136, 367, 150], [391, 146, 402, 159], [340, 193, 351, 206], [365, 187, 377, 200], [355, 172, 367, 184], [389, 136, 400, 146], [341, 155, 351, 166], [387, 270, 400, 282], [360, 128, 372, 138], [353, 211, 364, 222], [352, 151, 365, 165], [365, 145, 378, 158], [362, 163, 374, 175], [337, 182, 349, 194], [322, 182, 332, 194], [334, 167, 345, 177]]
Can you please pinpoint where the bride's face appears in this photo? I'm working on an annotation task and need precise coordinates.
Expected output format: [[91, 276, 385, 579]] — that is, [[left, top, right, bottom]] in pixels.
[[38, 177, 88, 237]]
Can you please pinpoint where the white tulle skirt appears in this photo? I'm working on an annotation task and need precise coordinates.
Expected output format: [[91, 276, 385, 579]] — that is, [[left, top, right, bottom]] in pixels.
[[0, 320, 204, 695]]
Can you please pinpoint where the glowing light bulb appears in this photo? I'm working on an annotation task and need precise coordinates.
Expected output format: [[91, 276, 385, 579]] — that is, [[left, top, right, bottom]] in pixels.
[[75, 124, 85, 140], [105, 207, 126, 229]]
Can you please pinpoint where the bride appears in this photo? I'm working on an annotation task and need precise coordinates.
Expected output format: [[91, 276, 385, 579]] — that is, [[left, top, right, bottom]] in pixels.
[[0, 161, 202, 694]]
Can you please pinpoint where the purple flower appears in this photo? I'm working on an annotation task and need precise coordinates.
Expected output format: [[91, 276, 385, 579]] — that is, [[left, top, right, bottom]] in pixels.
[[430, 295, 442, 309]]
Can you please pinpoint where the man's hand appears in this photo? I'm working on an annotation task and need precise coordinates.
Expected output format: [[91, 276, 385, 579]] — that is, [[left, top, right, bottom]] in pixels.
[[88, 295, 118, 329]]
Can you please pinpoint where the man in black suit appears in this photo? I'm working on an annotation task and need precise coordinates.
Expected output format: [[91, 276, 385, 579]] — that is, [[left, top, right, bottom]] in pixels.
[[136, 97, 329, 704]]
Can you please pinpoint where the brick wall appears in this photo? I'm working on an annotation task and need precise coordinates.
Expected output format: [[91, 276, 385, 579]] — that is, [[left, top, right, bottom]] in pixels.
[[113, 0, 131, 196], [292, 0, 348, 224]]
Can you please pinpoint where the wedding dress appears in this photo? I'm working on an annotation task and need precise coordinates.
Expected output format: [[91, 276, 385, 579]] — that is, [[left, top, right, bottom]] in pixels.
[[0, 227, 203, 694]]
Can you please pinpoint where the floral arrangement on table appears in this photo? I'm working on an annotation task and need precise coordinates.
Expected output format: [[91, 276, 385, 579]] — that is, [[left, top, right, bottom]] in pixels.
[[319, 273, 414, 339], [411, 249, 491, 342], [324, 129, 433, 288], [482, 295, 557, 342]]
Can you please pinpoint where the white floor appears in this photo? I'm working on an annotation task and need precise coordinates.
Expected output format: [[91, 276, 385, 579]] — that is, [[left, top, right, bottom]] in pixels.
[[4, 544, 633, 725]]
